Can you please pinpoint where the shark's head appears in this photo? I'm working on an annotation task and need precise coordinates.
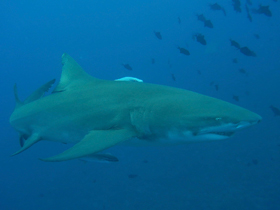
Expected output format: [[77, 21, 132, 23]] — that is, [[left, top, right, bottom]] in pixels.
[[183, 107, 262, 141], [146, 91, 262, 143]]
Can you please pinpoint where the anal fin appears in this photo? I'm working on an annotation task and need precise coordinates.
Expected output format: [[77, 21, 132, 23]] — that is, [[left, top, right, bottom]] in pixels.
[[41, 129, 135, 162]]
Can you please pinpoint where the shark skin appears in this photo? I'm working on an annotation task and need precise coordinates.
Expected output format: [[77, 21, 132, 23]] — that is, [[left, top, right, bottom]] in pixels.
[[9, 53, 262, 162]]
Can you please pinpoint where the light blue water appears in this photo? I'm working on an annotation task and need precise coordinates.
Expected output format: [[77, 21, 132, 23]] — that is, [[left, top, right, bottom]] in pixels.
[[0, 0, 279, 209]]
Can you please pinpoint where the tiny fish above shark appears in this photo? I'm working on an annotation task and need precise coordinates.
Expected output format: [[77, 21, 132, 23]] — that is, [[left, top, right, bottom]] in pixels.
[[9, 53, 262, 162]]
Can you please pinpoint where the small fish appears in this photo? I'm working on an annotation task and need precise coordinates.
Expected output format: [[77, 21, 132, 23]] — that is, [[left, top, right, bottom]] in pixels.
[[252, 5, 272, 17], [196, 14, 206, 22], [214, 84, 219, 91], [232, 0, 242, 13], [193, 33, 207, 45], [79, 153, 119, 163], [171, 74, 176, 81], [245, 5, 253, 22], [230, 39, 241, 49], [177, 47, 190, 56], [209, 3, 226, 16], [240, 46, 256, 57], [270, 105, 280, 116], [233, 95, 239, 102], [239, 68, 248, 75], [154, 31, 162, 40], [122, 63, 133, 71], [210, 82, 219, 91], [252, 159, 259, 165], [128, 174, 138, 179], [196, 14, 213, 28], [254, 34, 260, 39], [232, 58, 238, 63], [178, 16, 181, 24], [204, 19, 214, 28]]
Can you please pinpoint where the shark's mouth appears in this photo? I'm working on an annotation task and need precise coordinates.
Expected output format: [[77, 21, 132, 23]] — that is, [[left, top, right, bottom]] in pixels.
[[192, 130, 235, 141], [207, 131, 235, 137]]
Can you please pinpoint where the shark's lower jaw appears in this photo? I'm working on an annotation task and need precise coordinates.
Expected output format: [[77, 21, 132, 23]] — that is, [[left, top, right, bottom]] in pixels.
[[192, 131, 235, 141]]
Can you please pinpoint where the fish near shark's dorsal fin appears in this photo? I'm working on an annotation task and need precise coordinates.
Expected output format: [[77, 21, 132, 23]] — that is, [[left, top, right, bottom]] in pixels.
[[53, 53, 97, 93], [24, 79, 56, 104], [40, 129, 136, 162], [13, 79, 55, 109]]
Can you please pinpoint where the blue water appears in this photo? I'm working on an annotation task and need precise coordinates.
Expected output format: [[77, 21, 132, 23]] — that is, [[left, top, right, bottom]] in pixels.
[[1, 0, 280, 209]]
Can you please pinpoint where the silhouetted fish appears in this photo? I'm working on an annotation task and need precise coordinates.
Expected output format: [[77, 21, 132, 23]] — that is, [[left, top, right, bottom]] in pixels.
[[177, 47, 190, 56], [197, 14, 213, 28], [204, 19, 214, 28], [270, 105, 280, 116], [232, 58, 238, 63], [154, 31, 162, 40], [210, 82, 219, 91], [193, 33, 207, 45], [214, 84, 219, 91], [122, 63, 133, 70], [233, 95, 239, 102], [171, 74, 176, 81], [196, 14, 206, 22], [128, 174, 138, 179], [252, 5, 272, 17], [230, 39, 241, 49], [178, 16, 181, 24], [209, 3, 226, 16], [239, 68, 248, 75], [232, 0, 242, 13], [254, 34, 260, 39], [240, 46, 256, 57], [245, 5, 253, 22], [80, 153, 119, 163]]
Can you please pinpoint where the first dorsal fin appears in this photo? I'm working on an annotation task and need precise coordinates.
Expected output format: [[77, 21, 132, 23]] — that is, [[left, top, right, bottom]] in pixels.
[[53, 53, 98, 93]]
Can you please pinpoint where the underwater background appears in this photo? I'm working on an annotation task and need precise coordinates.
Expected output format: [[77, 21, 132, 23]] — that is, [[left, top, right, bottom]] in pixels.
[[0, 0, 280, 209]]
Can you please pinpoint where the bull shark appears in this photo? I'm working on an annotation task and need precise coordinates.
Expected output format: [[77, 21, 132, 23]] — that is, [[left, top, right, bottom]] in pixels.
[[9, 53, 261, 162]]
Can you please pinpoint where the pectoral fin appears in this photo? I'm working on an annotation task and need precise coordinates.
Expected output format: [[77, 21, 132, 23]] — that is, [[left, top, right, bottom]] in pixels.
[[12, 133, 41, 156], [41, 129, 135, 162]]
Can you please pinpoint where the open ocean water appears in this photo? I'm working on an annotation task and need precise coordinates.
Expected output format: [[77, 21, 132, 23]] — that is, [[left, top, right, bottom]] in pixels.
[[0, 0, 279, 209]]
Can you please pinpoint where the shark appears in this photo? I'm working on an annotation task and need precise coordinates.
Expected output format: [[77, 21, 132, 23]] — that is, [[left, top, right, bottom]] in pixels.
[[9, 53, 262, 162]]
